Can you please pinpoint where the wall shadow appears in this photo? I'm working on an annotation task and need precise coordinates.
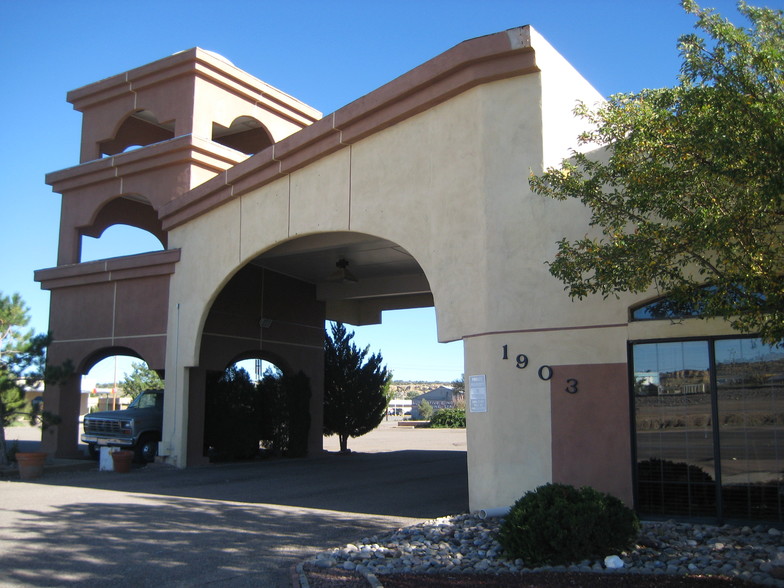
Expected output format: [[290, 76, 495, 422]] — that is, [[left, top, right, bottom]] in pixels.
[[21, 449, 468, 519]]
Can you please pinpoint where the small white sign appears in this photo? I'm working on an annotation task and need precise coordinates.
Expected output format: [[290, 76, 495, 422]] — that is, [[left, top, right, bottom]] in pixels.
[[469, 374, 487, 413]]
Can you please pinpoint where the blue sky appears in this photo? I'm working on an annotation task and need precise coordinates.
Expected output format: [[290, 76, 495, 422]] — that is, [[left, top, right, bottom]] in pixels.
[[1, 0, 778, 384]]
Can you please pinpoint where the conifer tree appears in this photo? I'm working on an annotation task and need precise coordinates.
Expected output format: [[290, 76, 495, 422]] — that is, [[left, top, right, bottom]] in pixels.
[[323, 322, 391, 453], [0, 292, 69, 466]]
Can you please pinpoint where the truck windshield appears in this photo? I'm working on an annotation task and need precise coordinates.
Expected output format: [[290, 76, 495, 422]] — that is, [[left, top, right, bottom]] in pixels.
[[130, 391, 163, 410]]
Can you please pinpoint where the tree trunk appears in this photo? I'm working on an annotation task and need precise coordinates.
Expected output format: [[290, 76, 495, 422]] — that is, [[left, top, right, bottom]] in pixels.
[[339, 434, 349, 454]]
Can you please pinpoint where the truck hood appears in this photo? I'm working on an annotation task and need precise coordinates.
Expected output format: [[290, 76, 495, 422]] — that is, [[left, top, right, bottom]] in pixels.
[[86, 408, 155, 420]]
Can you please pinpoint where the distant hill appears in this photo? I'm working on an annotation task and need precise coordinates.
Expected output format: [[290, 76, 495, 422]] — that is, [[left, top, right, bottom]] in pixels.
[[390, 381, 452, 399]]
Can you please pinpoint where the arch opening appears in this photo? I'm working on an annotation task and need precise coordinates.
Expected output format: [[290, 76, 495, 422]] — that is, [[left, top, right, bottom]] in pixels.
[[80, 350, 163, 405], [99, 110, 174, 157], [231, 357, 285, 381], [203, 355, 289, 462], [80, 194, 166, 262], [211, 116, 272, 155], [79, 349, 164, 459], [81, 224, 165, 262], [191, 231, 464, 471]]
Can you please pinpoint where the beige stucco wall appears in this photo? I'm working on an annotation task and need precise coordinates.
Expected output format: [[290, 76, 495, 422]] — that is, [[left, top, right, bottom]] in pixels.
[[160, 58, 622, 506], [192, 76, 316, 142], [157, 29, 739, 509], [464, 324, 631, 509]]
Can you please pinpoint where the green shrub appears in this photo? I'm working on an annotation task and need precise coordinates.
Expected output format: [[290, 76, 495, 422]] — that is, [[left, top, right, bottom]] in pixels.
[[497, 483, 640, 567], [417, 399, 434, 420], [430, 407, 466, 428]]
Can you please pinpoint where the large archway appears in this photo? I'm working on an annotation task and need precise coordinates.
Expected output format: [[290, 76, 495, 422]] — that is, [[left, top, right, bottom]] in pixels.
[[187, 231, 440, 464]]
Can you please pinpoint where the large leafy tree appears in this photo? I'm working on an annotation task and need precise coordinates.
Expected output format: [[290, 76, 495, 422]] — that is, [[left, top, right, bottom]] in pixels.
[[119, 361, 164, 399], [0, 293, 68, 466], [530, 1, 783, 344], [323, 322, 391, 453]]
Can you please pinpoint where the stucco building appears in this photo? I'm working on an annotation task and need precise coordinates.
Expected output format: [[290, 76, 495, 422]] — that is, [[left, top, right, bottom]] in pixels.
[[412, 386, 457, 420], [36, 27, 783, 523]]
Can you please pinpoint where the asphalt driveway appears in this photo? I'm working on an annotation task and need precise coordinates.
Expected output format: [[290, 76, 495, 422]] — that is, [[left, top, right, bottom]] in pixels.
[[0, 423, 468, 587]]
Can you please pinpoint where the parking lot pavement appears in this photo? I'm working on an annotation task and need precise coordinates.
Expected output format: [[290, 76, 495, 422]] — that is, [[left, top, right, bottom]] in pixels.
[[0, 423, 468, 586]]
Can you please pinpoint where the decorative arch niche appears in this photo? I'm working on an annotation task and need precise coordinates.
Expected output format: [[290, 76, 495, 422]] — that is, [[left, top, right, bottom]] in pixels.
[[80, 195, 166, 262], [99, 110, 174, 157], [211, 116, 272, 155]]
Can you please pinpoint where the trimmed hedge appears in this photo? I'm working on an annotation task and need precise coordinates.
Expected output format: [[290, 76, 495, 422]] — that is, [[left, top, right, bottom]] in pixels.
[[429, 408, 466, 428], [497, 483, 639, 567]]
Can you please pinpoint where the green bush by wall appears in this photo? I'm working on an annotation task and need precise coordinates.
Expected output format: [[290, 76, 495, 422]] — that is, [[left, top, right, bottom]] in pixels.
[[497, 483, 639, 567], [429, 407, 466, 428]]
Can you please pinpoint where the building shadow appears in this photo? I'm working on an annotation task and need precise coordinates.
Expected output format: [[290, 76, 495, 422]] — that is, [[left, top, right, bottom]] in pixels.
[[17, 448, 469, 519]]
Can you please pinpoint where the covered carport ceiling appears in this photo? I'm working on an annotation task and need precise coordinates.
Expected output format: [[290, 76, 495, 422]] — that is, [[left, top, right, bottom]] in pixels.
[[250, 232, 433, 325]]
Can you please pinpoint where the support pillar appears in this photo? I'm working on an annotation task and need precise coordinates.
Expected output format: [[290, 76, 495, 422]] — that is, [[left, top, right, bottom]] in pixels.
[[41, 372, 82, 458], [186, 366, 209, 465], [306, 356, 325, 457]]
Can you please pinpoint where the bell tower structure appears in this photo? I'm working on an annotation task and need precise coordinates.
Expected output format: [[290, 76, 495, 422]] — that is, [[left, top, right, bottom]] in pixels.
[[49, 47, 319, 266], [36, 48, 321, 458]]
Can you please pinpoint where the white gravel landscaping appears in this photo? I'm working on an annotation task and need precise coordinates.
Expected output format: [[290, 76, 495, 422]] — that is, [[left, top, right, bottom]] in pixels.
[[307, 513, 784, 586]]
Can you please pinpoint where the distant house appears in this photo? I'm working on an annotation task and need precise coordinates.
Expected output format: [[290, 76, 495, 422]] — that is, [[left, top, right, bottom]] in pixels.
[[412, 386, 455, 419], [387, 398, 412, 416]]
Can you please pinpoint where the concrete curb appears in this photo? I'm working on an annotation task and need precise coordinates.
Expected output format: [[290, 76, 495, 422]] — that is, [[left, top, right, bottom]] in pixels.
[[292, 561, 383, 587], [291, 563, 308, 588]]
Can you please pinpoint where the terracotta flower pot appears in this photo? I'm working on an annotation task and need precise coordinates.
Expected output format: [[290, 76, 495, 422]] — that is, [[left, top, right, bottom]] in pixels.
[[16, 452, 47, 480], [111, 450, 134, 473]]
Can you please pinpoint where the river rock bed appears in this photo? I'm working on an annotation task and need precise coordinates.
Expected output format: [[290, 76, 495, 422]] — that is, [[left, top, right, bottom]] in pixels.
[[306, 514, 784, 586]]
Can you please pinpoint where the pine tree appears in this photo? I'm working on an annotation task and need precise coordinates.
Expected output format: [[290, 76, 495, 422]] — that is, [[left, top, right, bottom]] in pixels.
[[323, 322, 391, 453], [0, 293, 69, 466]]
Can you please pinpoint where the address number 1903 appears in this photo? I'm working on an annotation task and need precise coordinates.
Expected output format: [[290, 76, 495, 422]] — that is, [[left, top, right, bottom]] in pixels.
[[501, 344, 578, 394]]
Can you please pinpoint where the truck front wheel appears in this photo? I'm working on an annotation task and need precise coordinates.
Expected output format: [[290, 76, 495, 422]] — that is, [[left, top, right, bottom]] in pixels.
[[135, 434, 159, 463]]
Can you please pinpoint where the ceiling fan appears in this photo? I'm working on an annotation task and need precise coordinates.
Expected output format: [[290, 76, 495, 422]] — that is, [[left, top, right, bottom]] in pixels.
[[328, 258, 358, 283]]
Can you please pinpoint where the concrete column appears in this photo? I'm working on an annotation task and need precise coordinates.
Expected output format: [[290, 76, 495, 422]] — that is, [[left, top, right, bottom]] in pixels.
[[160, 362, 190, 468], [79, 119, 102, 163], [272, 344, 324, 457], [305, 352, 325, 456], [464, 333, 554, 512], [57, 226, 81, 266], [41, 373, 82, 459], [185, 366, 209, 465]]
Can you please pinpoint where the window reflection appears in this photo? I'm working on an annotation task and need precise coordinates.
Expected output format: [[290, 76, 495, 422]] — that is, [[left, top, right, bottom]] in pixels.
[[633, 337, 784, 522], [634, 341, 716, 517], [631, 295, 705, 321], [716, 339, 784, 521]]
